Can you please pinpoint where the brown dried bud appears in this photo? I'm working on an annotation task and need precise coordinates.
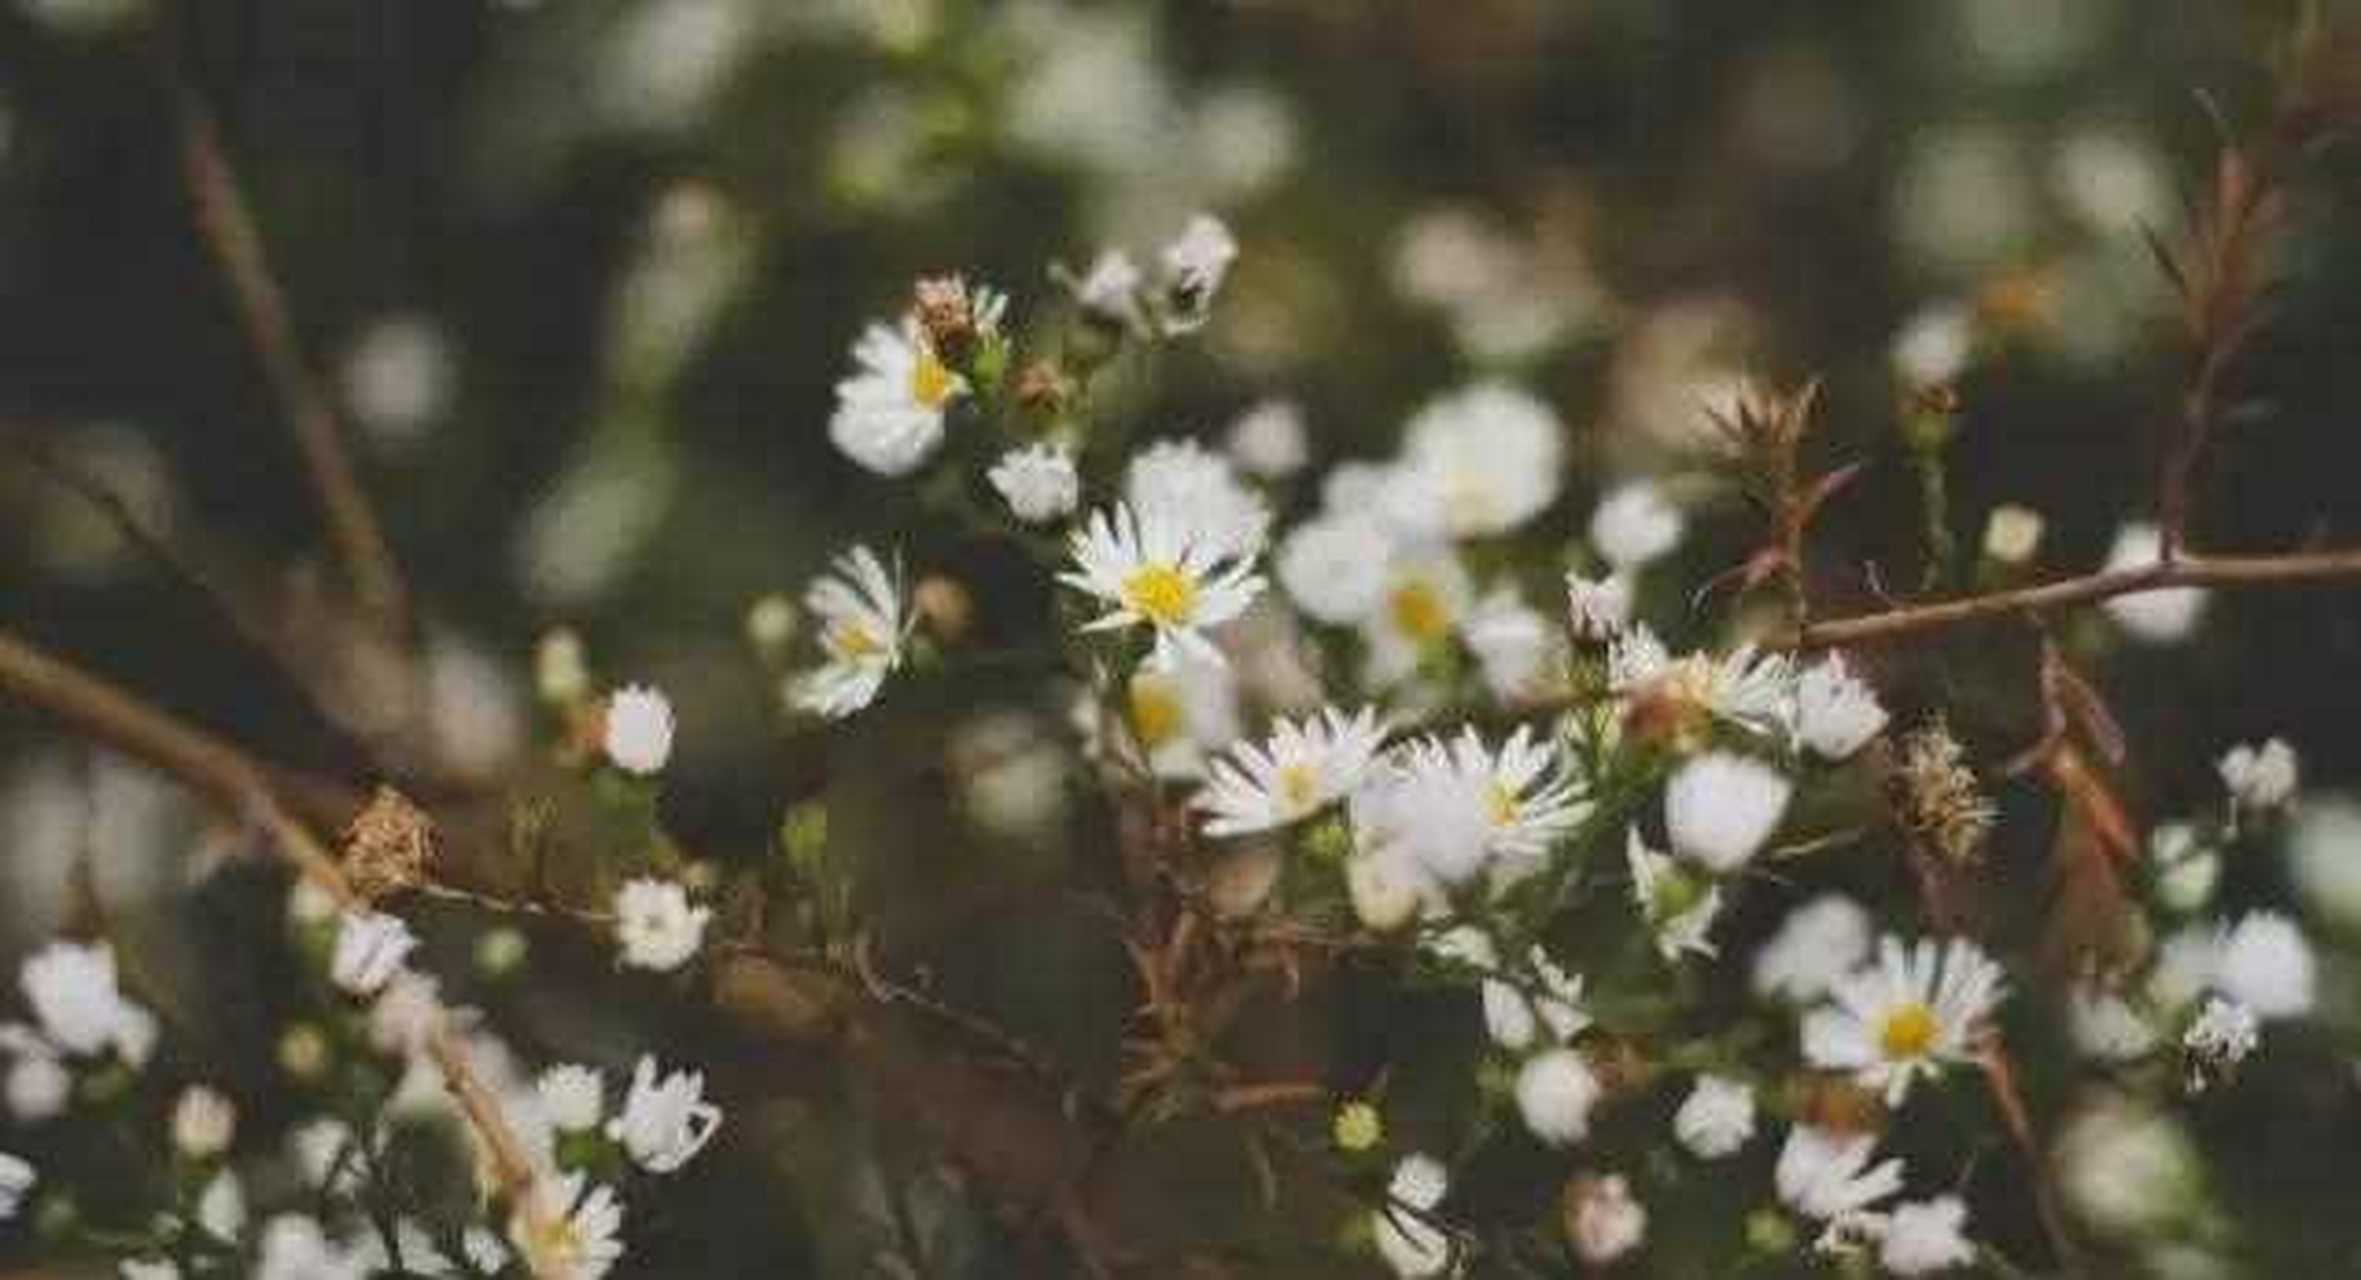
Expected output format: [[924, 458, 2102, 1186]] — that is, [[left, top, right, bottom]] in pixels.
[[913, 574, 974, 644], [912, 275, 978, 365], [340, 785, 436, 902], [1888, 719, 1996, 867], [1012, 359, 1070, 415]]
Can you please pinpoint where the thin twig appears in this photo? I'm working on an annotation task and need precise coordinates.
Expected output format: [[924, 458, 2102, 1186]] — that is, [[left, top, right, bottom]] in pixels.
[[1792, 546, 2361, 648], [1979, 1041, 2079, 1273]]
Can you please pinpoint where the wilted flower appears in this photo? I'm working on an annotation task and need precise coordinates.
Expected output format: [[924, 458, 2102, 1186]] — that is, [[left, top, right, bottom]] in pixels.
[[602, 685, 675, 775], [612, 878, 710, 973], [1564, 1172, 1648, 1265], [1156, 213, 1238, 332], [1890, 720, 1994, 865], [987, 443, 1079, 524], [1802, 935, 2006, 1104]]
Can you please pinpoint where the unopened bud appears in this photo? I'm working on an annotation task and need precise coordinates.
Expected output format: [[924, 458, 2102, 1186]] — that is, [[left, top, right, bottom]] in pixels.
[[914, 575, 974, 644]]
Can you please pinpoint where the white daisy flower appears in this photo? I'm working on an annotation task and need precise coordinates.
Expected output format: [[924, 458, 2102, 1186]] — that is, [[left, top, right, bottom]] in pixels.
[[1275, 512, 1394, 625], [1664, 751, 1792, 872], [1590, 481, 1685, 570], [1564, 571, 1632, 642], [1775, 1125, 1904, 1221], [1344, 845, 1432, 932], [1087, 656, 1239, 781], [0, 1151, 30, 1220], [607, 1055, 722, 1174], [1801, 935, 2007, 1104], [1752, 894, 1873, 1003], [603, 684, 675, 775], [792, 544, 910, 719], [19, 940, 156, 1067], [1795, 653, 1888, 760], [329, 911, 418, 997], [612, 878, 710, 973], [1384, 726, 1586, 887], [1880, 1196, 1977, 1276], [1362, 547, 1473, 688], [1226, 399, 1308, 478], [1673, 1074, 1755, 1159], [1373, 1154, 1452, 1279], [828, 298, 997, 475], [172, 1085, 237, 1160], [1626, 827, 1723, 961], [537, 1065, 606, 1133], [1514, 1047, 1601, 1146], [508, 1174, 625, 1280], [1464, 589, 1562, 704], [2100, 523, 2207, 642], [1480, 945, 1589, 1051], [987, 443, 1079, 524], [2218, 737, 2298, 817], [1125, 437, 1270, 560], [1380, 383, 1566, 540], [1197, 706, 1386, 837], [1061, 502, 1265, 671], [1611, 627, 1796, 746], [1566, 1173, 1648, 1265]]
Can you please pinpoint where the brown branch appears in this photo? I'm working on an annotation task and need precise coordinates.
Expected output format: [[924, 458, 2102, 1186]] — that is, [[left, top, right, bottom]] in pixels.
[[172, 78, 410, 640], [1979, 1042, 2079, 1273], [1793, 546, 2361, 648]]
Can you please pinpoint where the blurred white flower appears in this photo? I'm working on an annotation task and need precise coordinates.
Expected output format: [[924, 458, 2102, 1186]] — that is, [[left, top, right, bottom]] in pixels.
[[538, 1065, 605, 1133], [1801, 935, 2006, 1104], [829, 316, 969, 476], [255, 1214, 368, 1280], [1590, 482, 1685, 571], [2181, 995, 2258, 1089], [0, 1151, 32, 1220], [1775, 1125, 1904, 1221], [1197, 706, 1385, 837], [20, 940, 156, 1066], [1566, 1173, 1648, 1265], [1093, 656, 1239, 781], [1125, 438, 1269, 559], [1344, 846, 1429, 933], [793, 544, 910, 720], [509, 1173, 625, 1280], [2218, 738, 2298, 817], [1674, 1074, 1756, 1159], [988, 444, 1080, 524], [1891, 301, 1975, 388], [1069, 249, 1146, 333], [1664, 752, 1792, 872], [172, 1085, 237, 1160], [288, 1119, 362, 1195], [1752, 894, 1873, 1004], [331, 912, 419, 997], [1373, 1154, 1451, 1278], [1062, 502, 1265, 671], [1627, 827, 1723, 961], [1564, 571, 1633, 643], [1881, 1195, 1976, 1276], [195, 1170, 245, 1242], [2288, 797, 2361, 929], [2214, 912, 2315, 1019], [341, 313, 456, 450], [1795, 654, 1888, 760], [2066, 985, 2157, 1062], [1276, 513, 1393, 625], [2050, 127, 2172, 236], [1193, 85, 1299, 198], [535, 629, 590, 706], [2100, 523, 2207, 643], [1514, 1048, 1600, 1146], [1157, 213, 1238, 333], [602, 685, 675, 775], [3, 1048, 67, 1122], [612, 878, 710, 973], [2056, 1094, 2202, 1237], [1382, 383, 1566, 540], [120, 1259, 180, 1280], [1362, 548, 1473, 688], [1982, 503, 2045, 565], [1225, 400, 1308, 478], [1464, 589, 1561, 704], [608, 1055, 722, 1174]]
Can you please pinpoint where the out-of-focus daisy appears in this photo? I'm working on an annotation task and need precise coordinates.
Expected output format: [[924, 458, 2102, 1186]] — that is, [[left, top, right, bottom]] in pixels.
[[1380, 383, 1565, 540], [2151, 910, 2315, 1020], [1673, 1074, 1755, 1159], [1125, 438, 1269, 559], [537, 1065, 605, 1134], [1775, 1125, 1904, 1222], [1464, 589, 1562, 704], [2100, 523, 2207, 643], [1088, 657, 1239, 781], [1590, 481, 1685, 570], [1753, 894, 1873, 1003], [2066, 985, 2159, 1063], [1880, 1196, 1976, 1276], [828, 293, 1001, 475], [1565, 571, 1632, 642], [1663, 752, 1792, 872], [1062, 502, 1265, 670], [1514, 1047, 1600, 1146], [791, 545, 910, 719], [1226, 399, 1308, 478], [1069, 249, 1146, 334], [1627, 827, 1723, 960], [612, 878, 710, 973], [508, 1173, 625, 1280], [1275, 512, 1393, 625], [1197, 706, 1386, 837], [1362, 548, 1473, 688], [987, 443, 1079, 524], [1795, 654, 1888, 760], [602, 685, 675, 775], [18, 940, 156, 1067], [1801, 936, 2006, 1103]]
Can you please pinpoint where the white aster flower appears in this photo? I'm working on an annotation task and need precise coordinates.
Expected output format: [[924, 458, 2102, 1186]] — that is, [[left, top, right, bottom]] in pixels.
[[792, 544, 911, 719], [1880, 1195, 1976, 1275], [330, 911, 418, 997], [20, 940, 156, 1066], [1514, 1048, 1600, 1146], [172, 1085, 237, 1160], [828, 317, 967, 476], [1464, 589, 1563, 705], [1094, 655, 1239, 781], [1062, 502, 1265, 671], [1796, 653, 1888, 760], [2289, 798, 2361, 929], [602, 684, 675, 775], [1362, 548, 1473, 688], [1275, 512, 1393, 625], [1070, 249, 1147, 333], [1664, 751, 1792, 872], [1384, 727, 1586, 887], [1197, 706, 1385, 837], [1226, 399, 1308, 478], [1590, 481, 1684, 570], [2214, 912, 2315, 1019], [2056, 1095, 2202, 1237], [509, 1174, 626, 1280], [2218, 738, 2298, 818], [0, 1151, 33, 1220], [1156, 213, 1238, 333], [1611, 627, 1796, 746], [1775, 1126, 1905, 1221], [1125, 438, 1270, 559], [1626, 827, 1723, 960], [608, 1054, 722, 1174], [1982, 503, 2044, 565], [4, 1048, 68, 1122], [195, 1170, 245, 1242], [1344, 845, 1432, 932], [255, 1214, 367, 1280], [1479, 945, 1588, 1051], [1564, 571, 1632, 642], [1802, 935, 2007, 1104], [1673, 1074, 1755, 1159], [2100, 523, 2207, 643], [612, 878, 710, 973], [538, 1064, 606, 1133], [1566, 1173, 1648, 1265], [987, 443, 1079, 524], [1373, 1154, 1452, 1278], [1381, 383, 1566, 540], [1753, 894, 1873, 1004]]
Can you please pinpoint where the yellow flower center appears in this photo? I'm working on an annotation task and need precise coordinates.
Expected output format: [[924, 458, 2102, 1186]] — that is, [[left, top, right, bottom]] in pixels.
[[1128, 676, 1183, 748], [1388, 579, 1452, 643], [908, 349, 958, 409], [1483, 779, 1521, 828], [831, 620, 881, 658], [1278, 762, 1323, 813], [1122, 564, 1198, 626], [1878, 1001, 1940, 1059]]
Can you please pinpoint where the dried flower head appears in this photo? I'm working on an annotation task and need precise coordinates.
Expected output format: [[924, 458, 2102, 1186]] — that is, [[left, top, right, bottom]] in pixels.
[[339, 786, 436, 902], [911, 274, 983, 364], [1889, 720, 1995, 866]]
